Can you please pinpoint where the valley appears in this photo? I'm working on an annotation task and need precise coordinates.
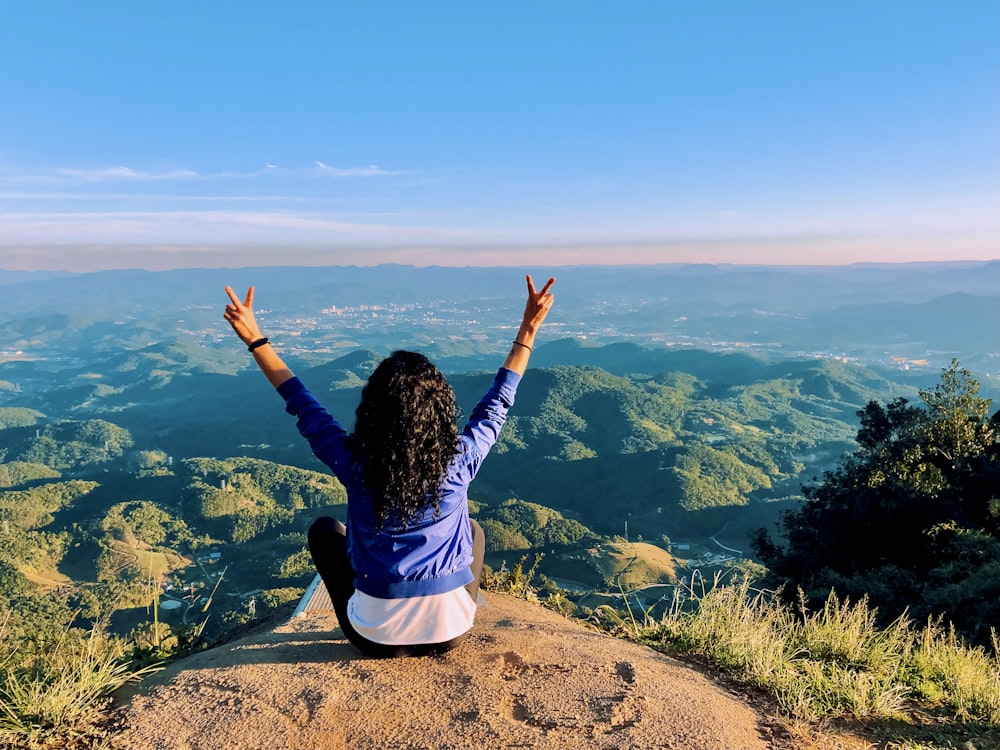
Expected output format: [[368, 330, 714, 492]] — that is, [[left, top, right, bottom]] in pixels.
[[0, 262, 996, 642]]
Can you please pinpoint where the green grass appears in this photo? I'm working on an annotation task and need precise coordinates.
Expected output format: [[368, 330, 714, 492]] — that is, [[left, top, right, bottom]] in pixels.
[[6, 553, 997, 749], [482, 554, 544, 601], [0, 612, 161, 749], [587, 575, 1000, 748]]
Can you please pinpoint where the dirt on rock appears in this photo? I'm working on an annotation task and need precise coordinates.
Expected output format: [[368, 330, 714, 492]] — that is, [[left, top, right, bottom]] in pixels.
[[113, 592, 792, 750]]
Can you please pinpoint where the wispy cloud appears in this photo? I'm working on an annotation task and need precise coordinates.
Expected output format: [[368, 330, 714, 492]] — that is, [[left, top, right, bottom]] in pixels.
[[312, 161, 405, 177], [4, 234, 997, 274], [53, 166, 199, 182], [1, 161, 409, 185], [0, 191, 361, 205], [0, 209, 457, 245]]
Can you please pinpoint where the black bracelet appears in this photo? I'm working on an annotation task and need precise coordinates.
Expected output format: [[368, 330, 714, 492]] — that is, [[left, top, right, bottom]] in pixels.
[[247, 337, 270, 352], [512, 340, 532, 351]]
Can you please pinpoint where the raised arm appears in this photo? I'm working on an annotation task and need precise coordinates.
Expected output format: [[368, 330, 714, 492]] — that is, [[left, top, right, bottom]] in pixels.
[[223, 285, 295, 389], [502, 274, 556, 375]]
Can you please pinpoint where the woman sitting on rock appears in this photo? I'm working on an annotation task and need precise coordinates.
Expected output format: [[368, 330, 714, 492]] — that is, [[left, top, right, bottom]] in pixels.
[[223, 275, 555, 657]]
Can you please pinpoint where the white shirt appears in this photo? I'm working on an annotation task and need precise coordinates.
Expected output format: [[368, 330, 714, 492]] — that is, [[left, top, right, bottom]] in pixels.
[[347, 587, 477, 645]]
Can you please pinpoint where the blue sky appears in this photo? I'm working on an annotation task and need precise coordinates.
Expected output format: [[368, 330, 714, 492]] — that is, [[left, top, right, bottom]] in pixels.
[[1, 2, 997, 270]]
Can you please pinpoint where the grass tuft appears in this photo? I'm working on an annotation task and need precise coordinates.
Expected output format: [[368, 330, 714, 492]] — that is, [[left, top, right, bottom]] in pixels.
[[610, 575, 1000, 734], [0, 611, 161, 749], [906, 619, 1000, 724], [482, 554, 543, 602]]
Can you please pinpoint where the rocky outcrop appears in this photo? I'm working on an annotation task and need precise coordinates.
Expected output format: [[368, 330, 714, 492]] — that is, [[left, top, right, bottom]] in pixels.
[[115, 593, 775, 749]]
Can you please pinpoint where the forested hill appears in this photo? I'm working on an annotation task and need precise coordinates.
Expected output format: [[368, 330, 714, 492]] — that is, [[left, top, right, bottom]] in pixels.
[[453, 354, 910, 536], [0, 333, 935, 644], [0, 260, 996, 649]]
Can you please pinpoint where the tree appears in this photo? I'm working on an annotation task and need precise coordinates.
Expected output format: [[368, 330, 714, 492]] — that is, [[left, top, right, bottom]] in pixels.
[[674, 444, 772, 510], [101, 501, 191, 548], [753, 360, 999, 643], [480, 519, 531, 552]]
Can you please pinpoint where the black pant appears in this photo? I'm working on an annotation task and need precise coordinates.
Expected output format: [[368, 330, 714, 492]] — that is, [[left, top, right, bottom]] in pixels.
[[307, 516, 478, 658]]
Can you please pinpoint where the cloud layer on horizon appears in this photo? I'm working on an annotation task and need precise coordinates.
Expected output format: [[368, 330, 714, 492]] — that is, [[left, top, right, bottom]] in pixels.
[[1, 235, 996, 273]]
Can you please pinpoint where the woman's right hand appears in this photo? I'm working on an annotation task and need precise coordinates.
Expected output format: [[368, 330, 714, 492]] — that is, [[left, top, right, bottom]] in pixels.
[[503, 274, 555, 375], [520, 275, 556, 335]]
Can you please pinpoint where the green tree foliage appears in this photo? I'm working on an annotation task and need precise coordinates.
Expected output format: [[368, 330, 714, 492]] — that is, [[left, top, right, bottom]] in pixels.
[[185, 457, 341, 542], [260, 587, 305, 609], [197, 472, 269, 518], [0, 407, 45, 429], [0, 480, 99, 529], [709, 376, 858, 451], [754, 360, 1000, 643], [0, 560, 32, 601], [673, 443, 772, 510], [275, 549, 314, 580], [480, 519, 531, 551], [0, 529, 70, 577], [229, 506, 294, 544], [492, 366, 690, 459], [0, 559, 77, 644], [101, 501, 193, 549], [132, 449, 173, 476], [7, 419, 134, 469], [0, 461, 60, 488], [186, 457, 346, 511], [479, 498, 595, 551], [921, 522, 1000, 644], [468, 360, 883, 537], [91, 540, 157, 610]]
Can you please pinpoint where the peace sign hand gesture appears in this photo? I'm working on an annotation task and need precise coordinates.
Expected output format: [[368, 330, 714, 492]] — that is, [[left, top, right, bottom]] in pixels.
[[223, 285, 264, 346], [503, 273, 556, 375], [521, 274, 556, 334], [223, 285, 294, 388]]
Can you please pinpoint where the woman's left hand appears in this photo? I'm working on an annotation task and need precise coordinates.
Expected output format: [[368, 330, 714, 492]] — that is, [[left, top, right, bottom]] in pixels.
[[224, 285, 264, 346]]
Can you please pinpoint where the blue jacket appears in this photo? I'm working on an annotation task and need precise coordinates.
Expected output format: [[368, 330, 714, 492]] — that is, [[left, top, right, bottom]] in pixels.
[[278, 367, 520, 598]]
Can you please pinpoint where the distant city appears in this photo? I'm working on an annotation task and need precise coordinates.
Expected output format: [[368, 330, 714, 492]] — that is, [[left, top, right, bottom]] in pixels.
[[202, 297, 944, 371], [0, 263, 996, 385]]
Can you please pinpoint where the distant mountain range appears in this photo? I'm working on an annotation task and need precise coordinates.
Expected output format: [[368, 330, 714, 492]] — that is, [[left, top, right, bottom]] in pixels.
[[2, 259, 998, 312], [0, 262, 996, 380]]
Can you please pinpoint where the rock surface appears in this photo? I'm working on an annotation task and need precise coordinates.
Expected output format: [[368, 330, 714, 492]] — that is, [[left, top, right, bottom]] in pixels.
[[115, 593, 777, 749]]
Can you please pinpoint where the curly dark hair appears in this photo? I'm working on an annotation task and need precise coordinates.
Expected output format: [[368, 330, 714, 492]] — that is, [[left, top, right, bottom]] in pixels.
[[348, 351, 459, 528]]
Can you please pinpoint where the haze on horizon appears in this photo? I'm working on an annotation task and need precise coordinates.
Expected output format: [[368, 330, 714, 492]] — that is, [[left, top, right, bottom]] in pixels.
[[1, 3, 997, 273]]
